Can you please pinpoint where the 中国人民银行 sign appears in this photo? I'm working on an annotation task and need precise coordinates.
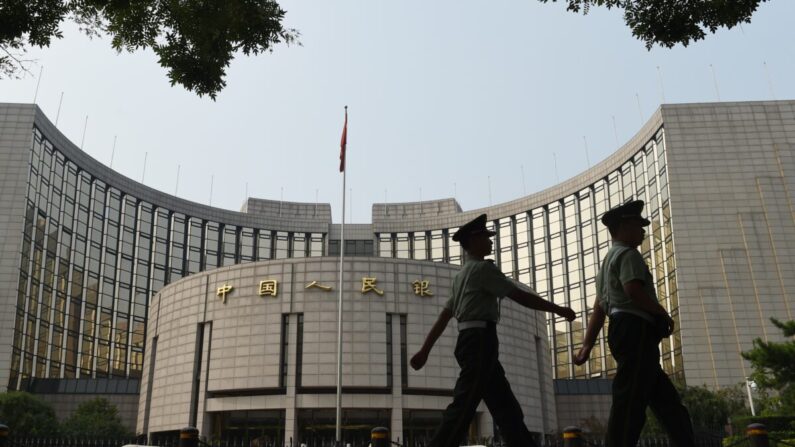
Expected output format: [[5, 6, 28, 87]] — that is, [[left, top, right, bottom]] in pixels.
[[215, 277, 435, 304]]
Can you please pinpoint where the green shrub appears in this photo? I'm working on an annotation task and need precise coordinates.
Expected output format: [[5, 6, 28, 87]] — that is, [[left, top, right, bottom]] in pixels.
[[61, 398, 131, 437], [0, 391, 60, 436], [731, 416, 795, 434]]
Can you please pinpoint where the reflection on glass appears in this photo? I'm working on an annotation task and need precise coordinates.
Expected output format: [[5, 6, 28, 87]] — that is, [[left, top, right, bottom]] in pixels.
[[12, 128, 335, 386]]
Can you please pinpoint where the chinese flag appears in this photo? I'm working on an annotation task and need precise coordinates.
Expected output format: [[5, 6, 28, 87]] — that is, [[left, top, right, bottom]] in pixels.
[[339, 107, 347, 172]]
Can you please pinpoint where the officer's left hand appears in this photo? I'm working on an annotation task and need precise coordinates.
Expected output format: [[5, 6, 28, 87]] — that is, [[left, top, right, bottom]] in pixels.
[[573, 344, 592, 366], [410, 349, 429, 370], [557, 306, 576, 322]]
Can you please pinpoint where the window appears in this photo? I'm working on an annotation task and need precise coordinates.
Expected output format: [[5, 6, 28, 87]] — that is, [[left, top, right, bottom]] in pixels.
[[378, 234, 392, 258], [257, 230, 272, 260], [153, 209, 170, 275], [498, 218, 514, 276], [395, 234, 410, 259], [170, 214, 187, 278], [607, 171, 621, 208], [205, 223, 220, 268], [240, 228, 255, 262], [413, 232, 427, 260], [187, 219, 203, 273], [621, 161, 634, 200], [222, 225, 237, 266], [292, 233, 307, 258], [274, 232, 289, 259], [447, 229, 461, 265], [309, 234, 324, 257], [430, 230, 445, 262], [332, 239, 373, 257]]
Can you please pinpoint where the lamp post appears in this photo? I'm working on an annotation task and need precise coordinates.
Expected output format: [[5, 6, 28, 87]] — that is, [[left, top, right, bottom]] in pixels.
[[746, 377, 757, 416]]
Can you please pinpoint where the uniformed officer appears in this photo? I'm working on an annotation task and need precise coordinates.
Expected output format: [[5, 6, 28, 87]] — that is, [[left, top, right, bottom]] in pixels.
[[410, 214, 576, 447], [573, 200, 695, 447]]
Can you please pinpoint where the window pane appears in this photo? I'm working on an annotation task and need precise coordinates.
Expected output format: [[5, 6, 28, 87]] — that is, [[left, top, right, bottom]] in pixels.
[[413, 233, 427, 260]]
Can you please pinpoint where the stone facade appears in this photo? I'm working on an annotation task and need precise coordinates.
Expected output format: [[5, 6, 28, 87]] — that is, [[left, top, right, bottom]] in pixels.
[[0, 104, 34, 393], [662, 102, 795, 388], [138, 257, 553, 444]]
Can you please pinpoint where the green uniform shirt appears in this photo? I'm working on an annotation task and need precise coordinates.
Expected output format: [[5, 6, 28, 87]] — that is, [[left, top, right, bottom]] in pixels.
[[444, 259, 516, 322], [596, 242, 657, 321]]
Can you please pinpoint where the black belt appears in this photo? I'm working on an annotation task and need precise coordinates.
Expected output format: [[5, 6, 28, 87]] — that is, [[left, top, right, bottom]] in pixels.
[[458, 320, 497, 331]]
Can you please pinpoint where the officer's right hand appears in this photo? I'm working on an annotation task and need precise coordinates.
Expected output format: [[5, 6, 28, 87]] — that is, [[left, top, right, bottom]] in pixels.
[[557, 306, 576, 322], [666, 313, 675, 335], [410, 349, 428, 370]]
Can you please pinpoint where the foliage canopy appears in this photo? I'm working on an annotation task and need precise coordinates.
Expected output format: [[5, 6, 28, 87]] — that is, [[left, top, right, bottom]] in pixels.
[[642, 384, 748, 435], [742, 318, 795, 415], [0, 0, 298, 98], [0, 391, 60, 436], [61, 397, 131, 437], [537, 0, 770, 49], [0, 1, 775, 98]]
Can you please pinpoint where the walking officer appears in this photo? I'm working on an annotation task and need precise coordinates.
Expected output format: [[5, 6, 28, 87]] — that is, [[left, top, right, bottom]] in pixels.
[[410, 213, 576, 447], [573, 200, 695, 447]]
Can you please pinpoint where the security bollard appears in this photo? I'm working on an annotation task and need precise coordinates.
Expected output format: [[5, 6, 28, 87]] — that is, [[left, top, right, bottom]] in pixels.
[[0, 424, 8, 447], [179, 426, 199, 447], [371, 427, 389, 447], [562, 426, 583, 447], [747, 423, 769, 447]]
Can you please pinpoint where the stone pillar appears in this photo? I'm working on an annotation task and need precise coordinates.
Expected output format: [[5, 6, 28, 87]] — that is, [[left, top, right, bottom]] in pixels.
[[390, 314, 403, 444], [284, 313, 299, 444]]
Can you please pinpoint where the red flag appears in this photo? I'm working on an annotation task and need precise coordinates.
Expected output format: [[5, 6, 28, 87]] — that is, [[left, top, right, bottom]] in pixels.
[[339, 107, 347, 172]]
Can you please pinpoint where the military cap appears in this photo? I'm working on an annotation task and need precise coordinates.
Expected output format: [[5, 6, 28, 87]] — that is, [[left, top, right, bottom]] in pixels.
[[600, 200, 651, 228], [452, 214, 496, 242]]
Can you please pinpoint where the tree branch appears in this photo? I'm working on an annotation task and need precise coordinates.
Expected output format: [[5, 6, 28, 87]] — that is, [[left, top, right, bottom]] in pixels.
[[0, 44, 36, 77]]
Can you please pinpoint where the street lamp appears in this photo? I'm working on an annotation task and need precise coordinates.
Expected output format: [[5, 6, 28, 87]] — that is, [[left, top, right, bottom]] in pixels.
[[745, 377, 757, 416]]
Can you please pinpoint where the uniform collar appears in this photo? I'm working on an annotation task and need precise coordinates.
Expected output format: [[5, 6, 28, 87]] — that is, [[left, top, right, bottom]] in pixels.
[[464, 258, 493, 265]]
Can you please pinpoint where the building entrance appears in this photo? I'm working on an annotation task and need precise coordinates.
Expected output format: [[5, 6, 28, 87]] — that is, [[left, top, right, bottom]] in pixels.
[[212, 410, 286, 445], [297, 408, 390, 446]]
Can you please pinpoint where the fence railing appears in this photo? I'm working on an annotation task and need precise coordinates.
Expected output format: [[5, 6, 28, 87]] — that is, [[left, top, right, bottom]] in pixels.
[[1, 424, 792, 447]]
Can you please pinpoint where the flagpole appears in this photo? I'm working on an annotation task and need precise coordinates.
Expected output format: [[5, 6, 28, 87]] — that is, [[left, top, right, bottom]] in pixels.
[[335, 106, 348, 445]]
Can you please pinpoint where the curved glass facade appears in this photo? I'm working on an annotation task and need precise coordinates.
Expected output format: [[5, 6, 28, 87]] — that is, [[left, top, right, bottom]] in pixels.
[[9, 114, 680, 392], [375, 129, 682, 381], [10, 127, 326, 388]]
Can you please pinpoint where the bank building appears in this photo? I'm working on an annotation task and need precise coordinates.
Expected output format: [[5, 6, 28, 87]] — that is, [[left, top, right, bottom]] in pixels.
[[0, 100, 794, 445]]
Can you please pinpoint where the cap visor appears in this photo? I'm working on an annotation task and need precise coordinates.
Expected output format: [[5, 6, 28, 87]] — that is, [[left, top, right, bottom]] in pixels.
[[470, 229, 496, 237]]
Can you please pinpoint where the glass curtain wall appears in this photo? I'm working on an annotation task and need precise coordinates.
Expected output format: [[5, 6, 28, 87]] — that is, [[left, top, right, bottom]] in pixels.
[[11, 124, 679, 388], [9, 128, 326, 389], [374, 129, 681, 380]]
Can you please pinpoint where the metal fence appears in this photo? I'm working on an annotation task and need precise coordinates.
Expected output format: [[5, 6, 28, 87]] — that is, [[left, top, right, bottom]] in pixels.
[[7, 433, 791, 447], [9, 439, 141, 447]]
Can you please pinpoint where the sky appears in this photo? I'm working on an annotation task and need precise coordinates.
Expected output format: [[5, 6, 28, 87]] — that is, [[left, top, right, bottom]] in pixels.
[[1, 1, 794, 223]]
